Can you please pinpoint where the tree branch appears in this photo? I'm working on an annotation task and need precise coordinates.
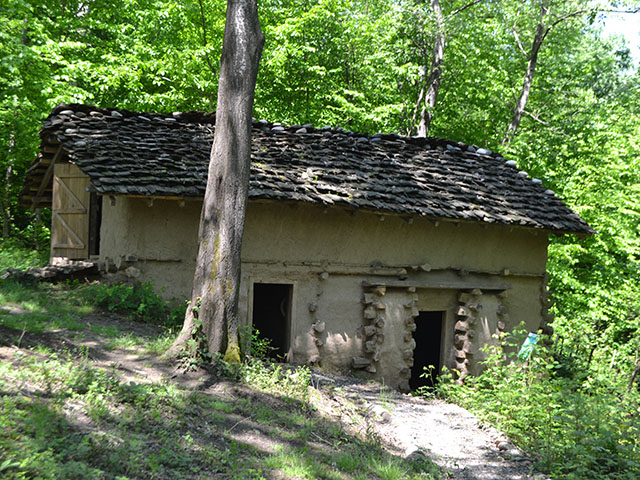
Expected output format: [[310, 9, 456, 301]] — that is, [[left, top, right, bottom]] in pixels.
[[448, 0, 482, 19], [524, 109, 549, 126], [627, 360, 640, 393], [600, 7, 640, 14], [197, 0, 217, 77], [537, 8, 590, 47], [512, 24, 527, 57], [549, 9, 589, 30], [523, 110, 570, 138]]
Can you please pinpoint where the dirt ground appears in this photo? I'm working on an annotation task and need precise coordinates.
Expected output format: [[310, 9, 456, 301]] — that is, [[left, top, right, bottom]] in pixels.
[[310, 371, 550, 480], [0, 312, 549, 480]]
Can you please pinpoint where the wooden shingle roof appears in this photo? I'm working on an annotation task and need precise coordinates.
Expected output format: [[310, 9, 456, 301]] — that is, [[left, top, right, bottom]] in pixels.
[[21, 104, 593, 234]]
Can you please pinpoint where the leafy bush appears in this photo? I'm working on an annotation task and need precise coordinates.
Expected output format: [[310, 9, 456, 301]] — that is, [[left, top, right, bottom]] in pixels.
[[85, 282, 186, 328], [436, 329, 640, 479]]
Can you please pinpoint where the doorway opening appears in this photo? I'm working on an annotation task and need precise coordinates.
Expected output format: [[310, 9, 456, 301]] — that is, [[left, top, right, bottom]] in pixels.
[[89, 193, 102, 256], [251, 283, 293, 360], [410, 310, 445, 391]]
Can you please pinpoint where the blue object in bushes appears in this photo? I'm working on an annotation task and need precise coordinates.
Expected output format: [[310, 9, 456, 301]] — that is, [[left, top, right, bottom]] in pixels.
[[518, 332, 540, 361]]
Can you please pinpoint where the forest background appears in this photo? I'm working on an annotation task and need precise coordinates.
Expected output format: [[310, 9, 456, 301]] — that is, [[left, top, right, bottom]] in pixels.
[[1, 0, 640, 473]]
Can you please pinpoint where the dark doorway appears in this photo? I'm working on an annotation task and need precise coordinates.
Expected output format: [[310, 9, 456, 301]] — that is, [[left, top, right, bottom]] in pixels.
[[251, 283, 292, 360], [410, 311, 445, 390], [88, 193, 102, 256]]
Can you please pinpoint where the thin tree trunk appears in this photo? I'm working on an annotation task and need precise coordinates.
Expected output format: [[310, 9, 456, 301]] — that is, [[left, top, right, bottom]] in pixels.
[[168, 0, 264, 362], [411, 0, 480, 137], [2, 161, 13, 238], [417, 0, 445, 137], [3, 113, 17, 238], [34, 209, 41, 251], [502, 3, 548, 147], [627, 360, 640, 393]]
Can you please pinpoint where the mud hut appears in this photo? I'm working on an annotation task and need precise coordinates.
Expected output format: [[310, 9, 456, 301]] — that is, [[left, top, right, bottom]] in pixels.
[[20, 104, 592, 390]]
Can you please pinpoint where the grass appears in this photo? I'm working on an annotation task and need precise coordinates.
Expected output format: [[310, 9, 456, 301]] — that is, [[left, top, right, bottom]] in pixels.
[[0, 281, 90, 332], [0, 348, 441, 479], [0, 238, 48, 273], [0, 280, 172, 357], [0, 275, 443, 479]]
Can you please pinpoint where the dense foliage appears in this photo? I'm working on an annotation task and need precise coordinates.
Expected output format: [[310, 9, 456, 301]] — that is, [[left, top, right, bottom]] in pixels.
[[437, 329, 640, 480], [1, 1, 639, 476]]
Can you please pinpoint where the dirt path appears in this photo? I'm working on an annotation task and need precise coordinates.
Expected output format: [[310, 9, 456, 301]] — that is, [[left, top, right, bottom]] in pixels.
[[313, 372, 549, 480]]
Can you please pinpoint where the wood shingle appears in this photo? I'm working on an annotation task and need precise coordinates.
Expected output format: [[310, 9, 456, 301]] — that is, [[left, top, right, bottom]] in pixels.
[[20, 104, 593, 234]]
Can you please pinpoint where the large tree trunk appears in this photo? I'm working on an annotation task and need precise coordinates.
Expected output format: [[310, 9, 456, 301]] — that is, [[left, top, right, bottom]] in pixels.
[[502, 2, 549, 147], [416, 0, 445, 138], [168, 0, 264, 362]]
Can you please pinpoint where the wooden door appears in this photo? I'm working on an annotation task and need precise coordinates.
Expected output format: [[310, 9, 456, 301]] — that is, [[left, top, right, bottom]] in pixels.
[[51, 163, 90, 259]]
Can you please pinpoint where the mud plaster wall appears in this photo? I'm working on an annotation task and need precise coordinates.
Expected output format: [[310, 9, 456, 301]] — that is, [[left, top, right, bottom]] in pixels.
[[99, 198, 550, 388]]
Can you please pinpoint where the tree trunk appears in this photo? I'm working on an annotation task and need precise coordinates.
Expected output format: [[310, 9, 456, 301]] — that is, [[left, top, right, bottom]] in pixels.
[[417, 0, 445, 137], [627, 360, 640, 393], [2, 163, 12, 238], [502, 2, 549, 147], [168, 0, 264, 362], [411, 0, 480, 137]]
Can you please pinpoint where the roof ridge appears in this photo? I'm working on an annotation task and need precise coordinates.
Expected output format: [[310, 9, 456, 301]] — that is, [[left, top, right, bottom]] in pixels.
[[50, 103, 218, 125], [50, 104, 503, 160]]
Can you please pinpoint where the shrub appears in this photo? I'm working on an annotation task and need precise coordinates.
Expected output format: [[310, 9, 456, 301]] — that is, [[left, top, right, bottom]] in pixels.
[[85, 282, 186, 328], [436, 329, 640, 479]]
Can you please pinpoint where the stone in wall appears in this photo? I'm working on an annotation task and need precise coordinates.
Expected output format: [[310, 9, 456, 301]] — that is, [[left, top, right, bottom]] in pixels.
[[395, 287, 420, 392], [538, 273, 555, 345], [307, 285, 326, 365], [454, 289, 483, 382], [454, 288, 510, 380], [352, 283, 387, 372]]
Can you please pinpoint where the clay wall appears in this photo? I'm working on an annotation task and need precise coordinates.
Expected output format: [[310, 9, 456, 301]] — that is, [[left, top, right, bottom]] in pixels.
[[98, 197, 551, 390]]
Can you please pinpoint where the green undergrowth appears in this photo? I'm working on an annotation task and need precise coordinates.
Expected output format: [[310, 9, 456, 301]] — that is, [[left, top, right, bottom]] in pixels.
[[0, 240, 186, 330], [0, 277, 441, 479], [241, 359, 313, 404], [0, 347, 441, 479], [0, 279, 178, 357], [0, 239, 48, 273], [0, 280, 92, 333], [436, 328, 640, 480], [86, 281, 186, 328]]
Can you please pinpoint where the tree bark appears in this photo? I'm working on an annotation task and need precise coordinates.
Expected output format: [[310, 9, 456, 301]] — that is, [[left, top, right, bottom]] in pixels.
[[502, 2, 549, 147], [416, 0, 445, 138], [168, 0, 264, 362]]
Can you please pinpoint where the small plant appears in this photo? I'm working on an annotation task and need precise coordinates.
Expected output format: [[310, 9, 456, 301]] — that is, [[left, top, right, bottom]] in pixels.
[[415, 365, 439, 398], [177, 298, 213, 371], [240, 359, 311, 403], [240, 325, 276, 360]]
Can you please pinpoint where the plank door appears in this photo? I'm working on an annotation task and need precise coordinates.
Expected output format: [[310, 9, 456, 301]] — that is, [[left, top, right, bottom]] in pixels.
[[51, 163, 90, 259]]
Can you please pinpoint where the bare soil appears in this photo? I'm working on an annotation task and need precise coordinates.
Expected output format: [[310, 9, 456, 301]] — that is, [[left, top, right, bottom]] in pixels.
[[310, 371, 550, 480]]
